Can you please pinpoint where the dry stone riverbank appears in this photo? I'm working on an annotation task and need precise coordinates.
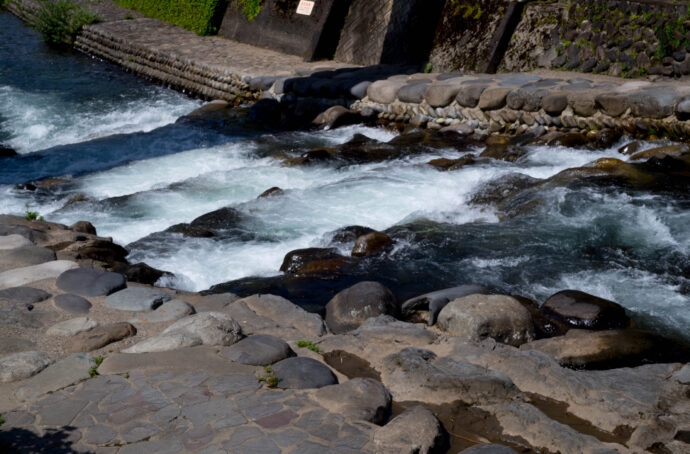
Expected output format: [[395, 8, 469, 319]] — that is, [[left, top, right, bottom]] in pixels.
[[0, 214, 689, 453]]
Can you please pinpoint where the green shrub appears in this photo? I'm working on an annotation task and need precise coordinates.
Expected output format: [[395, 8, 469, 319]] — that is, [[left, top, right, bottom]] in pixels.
[[116, 0, 229, 35], [237, 0, 261, 21], [34, 0, 100, 45]]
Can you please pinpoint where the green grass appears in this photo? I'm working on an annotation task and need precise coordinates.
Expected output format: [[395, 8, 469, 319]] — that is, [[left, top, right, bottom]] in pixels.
[[24, 203, 44, 222], [0, 417, 4, 427], [116, 0, 228, 35], [259, 366, 280, 388], [34, 0, 100, 45]]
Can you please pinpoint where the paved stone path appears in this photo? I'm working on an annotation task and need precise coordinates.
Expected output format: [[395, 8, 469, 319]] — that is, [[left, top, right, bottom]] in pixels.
[[0, 347, 377, 454]]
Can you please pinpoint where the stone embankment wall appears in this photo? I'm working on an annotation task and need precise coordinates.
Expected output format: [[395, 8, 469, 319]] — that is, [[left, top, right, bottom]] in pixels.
[[499, 0, 690, 77]]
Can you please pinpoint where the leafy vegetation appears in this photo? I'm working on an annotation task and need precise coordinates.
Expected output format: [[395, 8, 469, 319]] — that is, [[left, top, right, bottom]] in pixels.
[[34, 0, 100, 45], [116, 0, 229, 35], [258, 366, 280, 388], [237, 0, 261, 21], [24, 203, 44, 222], [296, 340, 319, 353], [0, 416, 4, 427]]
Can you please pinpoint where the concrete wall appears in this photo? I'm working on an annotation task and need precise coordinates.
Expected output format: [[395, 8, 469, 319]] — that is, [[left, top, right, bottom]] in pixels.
[[334, 0, 444, 66]]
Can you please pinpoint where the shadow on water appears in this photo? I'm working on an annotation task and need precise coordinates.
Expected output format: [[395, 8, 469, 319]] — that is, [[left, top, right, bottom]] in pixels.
[[0, 426, 81, 454]]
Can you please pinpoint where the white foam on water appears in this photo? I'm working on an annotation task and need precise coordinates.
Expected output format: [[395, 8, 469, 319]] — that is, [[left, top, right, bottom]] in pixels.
[[0, 85, 200, 153]]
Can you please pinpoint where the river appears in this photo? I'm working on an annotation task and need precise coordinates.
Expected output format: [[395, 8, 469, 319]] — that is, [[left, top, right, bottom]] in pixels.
[[1, 11, 688, 341]]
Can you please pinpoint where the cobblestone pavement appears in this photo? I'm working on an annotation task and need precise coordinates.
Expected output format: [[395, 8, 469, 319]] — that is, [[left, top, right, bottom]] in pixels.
[[0, 349, 377, 454]]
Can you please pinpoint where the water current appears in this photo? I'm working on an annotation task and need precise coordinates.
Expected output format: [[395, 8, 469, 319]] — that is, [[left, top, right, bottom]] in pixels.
[[1, 12, 688, 340]]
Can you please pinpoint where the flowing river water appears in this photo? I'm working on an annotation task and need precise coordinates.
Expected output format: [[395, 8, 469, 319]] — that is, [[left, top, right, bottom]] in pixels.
[[1, 12, 689, 341]]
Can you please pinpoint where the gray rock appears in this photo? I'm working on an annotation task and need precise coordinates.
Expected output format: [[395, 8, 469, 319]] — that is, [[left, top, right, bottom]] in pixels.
[[440, 123, 474, 136], [398, 82, 429, 103], [0, 234, 33, 250], [374, 405, 445, 454], [0, 260, 78, 290], [124, 312, 242, 353], [401, 285, 489, 326], [628, 89, 677, 118], [674, 95, 690, 120], [672, 365, 690, 384], [325, 281, 398, 334], [64, 322, 137, 353], [194, 293, 239, 312], [54, 293, 92, 314], [367, 80, 406, 104], [313, 377, 391, 424], [541, 290, 630, 330], [459, 444, 517, 453], [271, 357, 337, 389], [15, 353, 96, 401], [595, 93, 628, 116], [478, 88, 512, 110], [46, 317, 98, 337], [0, 287, 51, 305], [0, 337, 36, 355], [106, 286, 171, 312], [0, 351, 53, 382], [226, 294, 326, 339], [425, 83, 462, 107], [56, 267, 126, 296], [0, 245, 56, 271], [0, 302, 56, 329], [457, 84, 488, 107], [438, 294, 534, 346], [350, 81, 372, 99], [542, 93, 568, 116], [128, 299, 195, 323], [352, 315, 438, 345], [380, 348, 518, 405], [69, 221, 97, 235], [506, 87, 549, 111], [221, 334, 294, 366]]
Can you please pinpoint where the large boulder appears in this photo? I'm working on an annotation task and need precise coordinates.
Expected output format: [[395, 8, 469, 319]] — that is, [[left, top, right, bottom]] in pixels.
[[380, 348, 518, 404], [56, 267, 126, 297], [271, 356, 338, 389], [325, 281, 399, 334], [541, 290, 630, 330], [280, 248, 343, 274], [401, 285, 489, 326], [0, 234, 32, 250], [0, 245, 56, 271], [373, 405, 446, 454], [0, 351, 53, 382], [63, 322, 137, 353], [313, 377, 391, 424], [123, 312, 242, 353], [225, 294, 326, 339], [520, 329, 690, 369], [220, 334, 294, 366], [437, 295, 534, 346]]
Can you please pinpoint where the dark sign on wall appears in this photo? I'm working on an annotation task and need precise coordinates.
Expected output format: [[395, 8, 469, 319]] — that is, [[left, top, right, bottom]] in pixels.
[[219, 0, 351, 61]]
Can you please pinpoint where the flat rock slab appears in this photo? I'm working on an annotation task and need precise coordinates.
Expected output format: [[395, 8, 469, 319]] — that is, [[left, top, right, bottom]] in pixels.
[[0, 234, 33, 250], [0, 287, 51, 305], [0, 351, 53, 383], [0, 245, 56, 272], [0, 260, 78, 290], [46, 317, 99, 337], [128, 299, 195, 323], [15, 353, 95, 402], [56, 267, 126, 297], [0, 303, 57, 329], [271, 357, 338, 389], [54, 293, 92, 314], [0, 337, 36, 355], [63, 322, 137, 353], [106, 286, 171, 312], [221, 335, 295, 366]]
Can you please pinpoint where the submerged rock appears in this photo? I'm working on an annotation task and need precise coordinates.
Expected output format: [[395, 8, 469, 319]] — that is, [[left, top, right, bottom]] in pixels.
[[351, 231, 393, 257], [541, 290, 630, 330]]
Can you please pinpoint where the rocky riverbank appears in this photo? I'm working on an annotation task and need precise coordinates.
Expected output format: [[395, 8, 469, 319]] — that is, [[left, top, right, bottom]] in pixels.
[[0, 182, 689, 454]]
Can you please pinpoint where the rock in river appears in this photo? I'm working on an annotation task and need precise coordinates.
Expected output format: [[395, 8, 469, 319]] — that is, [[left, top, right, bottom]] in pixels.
[[541, 290, 630, 330]]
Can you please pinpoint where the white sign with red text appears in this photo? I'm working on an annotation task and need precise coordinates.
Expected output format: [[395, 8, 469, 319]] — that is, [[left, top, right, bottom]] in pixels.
[[296, 0, 315, 16]]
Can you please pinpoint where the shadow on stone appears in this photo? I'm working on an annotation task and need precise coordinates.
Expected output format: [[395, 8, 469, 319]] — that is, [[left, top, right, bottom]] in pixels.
[[0, 426, 81, 453]]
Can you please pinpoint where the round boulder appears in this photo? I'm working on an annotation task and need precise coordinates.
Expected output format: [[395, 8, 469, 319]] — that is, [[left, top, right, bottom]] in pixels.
[[0, 351, 53, 383], [437, 294, 535, 346], [105, 287, 171, 312], [541, 290, 630, 330], [69, 221, 97, 235], [221, 334, 295, 366], [56, 268, 126, 297], [325, 281, 399, 334], [271, 356, 337, 389], [313, 377, 392, 424], [0, 287, 51, 305]]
